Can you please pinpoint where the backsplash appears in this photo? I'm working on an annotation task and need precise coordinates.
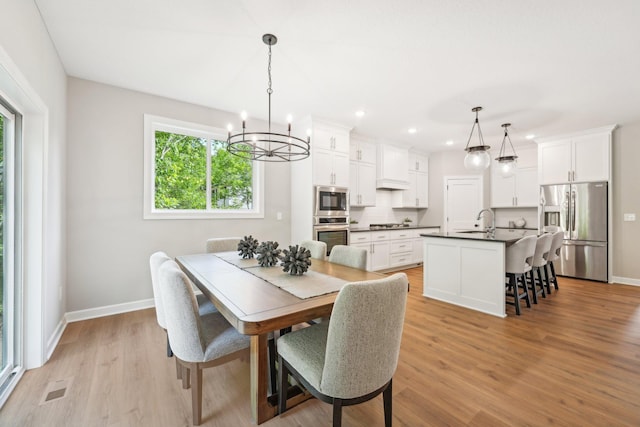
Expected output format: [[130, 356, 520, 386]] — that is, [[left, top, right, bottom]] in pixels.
[[494, 207, 539, 229], [349, 190, 421, 226]]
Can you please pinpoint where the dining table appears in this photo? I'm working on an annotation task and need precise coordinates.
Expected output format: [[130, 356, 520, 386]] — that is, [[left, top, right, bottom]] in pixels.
[[175, 251, 385, 425]]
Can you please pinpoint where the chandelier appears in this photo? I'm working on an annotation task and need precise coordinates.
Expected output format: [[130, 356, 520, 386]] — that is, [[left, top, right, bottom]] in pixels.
[[495, 123, 518, 177], [226, 34, 310, 162], [463, 106, 491, 171]]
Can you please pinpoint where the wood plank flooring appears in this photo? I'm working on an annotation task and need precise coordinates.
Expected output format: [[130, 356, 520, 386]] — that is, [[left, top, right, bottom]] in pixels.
[[1, 268, 639, 426]]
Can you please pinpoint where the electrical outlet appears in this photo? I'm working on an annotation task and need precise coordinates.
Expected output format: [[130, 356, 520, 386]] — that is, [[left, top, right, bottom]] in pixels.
[[623, 213, 636, 221], [276, 212, 283, 220]]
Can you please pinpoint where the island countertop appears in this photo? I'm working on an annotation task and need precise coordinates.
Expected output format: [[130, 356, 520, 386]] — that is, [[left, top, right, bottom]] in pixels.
[[421, 229, 537, 244]]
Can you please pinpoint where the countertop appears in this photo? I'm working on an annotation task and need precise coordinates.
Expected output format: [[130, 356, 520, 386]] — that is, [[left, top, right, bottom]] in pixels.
[[350, 225, 441, 232], [421, 228, 538, 244]]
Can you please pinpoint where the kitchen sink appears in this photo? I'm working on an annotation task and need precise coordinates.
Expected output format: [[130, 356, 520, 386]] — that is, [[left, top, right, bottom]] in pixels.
[[457, 230, 487, 234]]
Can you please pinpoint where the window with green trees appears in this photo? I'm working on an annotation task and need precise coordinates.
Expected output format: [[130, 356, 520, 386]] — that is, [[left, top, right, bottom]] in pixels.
[[144, 115, 263, 219]]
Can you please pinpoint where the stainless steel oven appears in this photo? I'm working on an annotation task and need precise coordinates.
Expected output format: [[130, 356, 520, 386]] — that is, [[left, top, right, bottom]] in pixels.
[[314, 186, 349, 217], [313, 216, 349, 257]]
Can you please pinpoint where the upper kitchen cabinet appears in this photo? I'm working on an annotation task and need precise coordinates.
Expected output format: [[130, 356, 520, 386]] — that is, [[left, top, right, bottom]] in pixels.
[[491, 147, 538, 208], [350, 135, 377, 164], [537, 125, 617, 185], [393, 151, 429, 208], [349, 135, 377, 207], [296, 117, 351, 187], [376, 144, 409, 189]]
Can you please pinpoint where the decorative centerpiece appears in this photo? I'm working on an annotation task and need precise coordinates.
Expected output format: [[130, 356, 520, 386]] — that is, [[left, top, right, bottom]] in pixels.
[[238, 235, 259, 259], [281, 245, 312, 276], [403, 217, 412, 227], [256, 241, 282, 267]]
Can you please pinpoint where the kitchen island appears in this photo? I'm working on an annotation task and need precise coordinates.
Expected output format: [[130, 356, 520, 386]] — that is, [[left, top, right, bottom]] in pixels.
[[420, 229, 536, 317]]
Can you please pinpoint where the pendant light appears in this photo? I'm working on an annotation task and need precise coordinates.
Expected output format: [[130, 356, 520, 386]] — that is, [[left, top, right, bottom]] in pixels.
[[463, 106, 491, 171], [495, 123, 518, 177], [227, 34, 310, 162]]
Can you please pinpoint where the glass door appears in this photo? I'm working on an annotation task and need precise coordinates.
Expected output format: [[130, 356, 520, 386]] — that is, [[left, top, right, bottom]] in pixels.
[[0, 101, 16, 388]]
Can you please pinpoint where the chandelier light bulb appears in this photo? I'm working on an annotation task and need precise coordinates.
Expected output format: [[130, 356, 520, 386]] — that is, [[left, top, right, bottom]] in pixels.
[[463, 106, 491, 171]]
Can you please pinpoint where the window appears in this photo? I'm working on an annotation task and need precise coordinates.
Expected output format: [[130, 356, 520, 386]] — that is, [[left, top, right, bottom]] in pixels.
[[144, 115, 264, 219]]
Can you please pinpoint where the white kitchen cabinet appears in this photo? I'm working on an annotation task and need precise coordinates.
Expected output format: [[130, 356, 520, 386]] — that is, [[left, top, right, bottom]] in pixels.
[[350, 137, 376, 164], [313, 125, 350, 153], [491, 147, 538, 208], [349, 161, 376, 207], [393, 170, 428, 208], [376, 144, 409, 189], [537, 126, 615, 185], [314, 148, 349, 187], [370, 240, 390, 271], [414, 227, 439, 263], [409, 151, 429, 172]]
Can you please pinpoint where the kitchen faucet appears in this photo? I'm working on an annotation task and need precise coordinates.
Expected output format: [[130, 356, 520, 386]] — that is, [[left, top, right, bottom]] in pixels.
[[477, 208, 495, 233]]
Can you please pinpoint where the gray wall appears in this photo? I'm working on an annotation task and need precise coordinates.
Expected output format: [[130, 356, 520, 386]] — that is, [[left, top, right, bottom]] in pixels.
[[66, 78, 291, 312]]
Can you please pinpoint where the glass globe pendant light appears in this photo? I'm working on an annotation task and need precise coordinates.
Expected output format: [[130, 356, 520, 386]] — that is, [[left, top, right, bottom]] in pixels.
[[495, 123, 518, 178], [464, 106, 491, 171]]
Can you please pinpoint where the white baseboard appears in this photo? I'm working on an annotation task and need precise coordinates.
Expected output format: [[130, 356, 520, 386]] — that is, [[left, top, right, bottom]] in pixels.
[[46, 318, 68, 361], [612, 276, 640, 286], [65, 298, 155, 323]]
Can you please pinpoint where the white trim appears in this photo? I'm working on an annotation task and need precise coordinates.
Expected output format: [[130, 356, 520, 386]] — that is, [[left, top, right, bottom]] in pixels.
[[143, 114, 264, 220], [46, 318, 67, 361], [0, 366, 25, 409], [65, 298, 155, 323], [443, 175, 484, 233], [534, 124, 618, 144], [611, 276, 640, 287]]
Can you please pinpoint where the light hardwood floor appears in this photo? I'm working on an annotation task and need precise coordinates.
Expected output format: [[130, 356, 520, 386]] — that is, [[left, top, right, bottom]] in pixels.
[[1, 267, 639, 426]]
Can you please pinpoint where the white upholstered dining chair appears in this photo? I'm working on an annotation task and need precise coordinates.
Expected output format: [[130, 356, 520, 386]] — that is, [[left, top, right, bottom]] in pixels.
[[149, 251, 217, 358], [158, 260, 250, 426], [277, 273, 409, 427], [328, 244, 367, 270], [300, 239, 327, 260], [205, 237, 241, 253]]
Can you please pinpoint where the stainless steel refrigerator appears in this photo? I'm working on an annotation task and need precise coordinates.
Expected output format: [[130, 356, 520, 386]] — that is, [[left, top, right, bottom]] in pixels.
[[540, 182, 608, 282]]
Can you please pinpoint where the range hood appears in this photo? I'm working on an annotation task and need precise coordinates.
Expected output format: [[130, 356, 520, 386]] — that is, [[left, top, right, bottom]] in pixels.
[[376, 144, 409, 190]]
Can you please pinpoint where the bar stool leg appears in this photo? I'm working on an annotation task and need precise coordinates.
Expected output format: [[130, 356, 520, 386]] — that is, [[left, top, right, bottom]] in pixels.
[[528, 270, 538, 304], [510, 274, 521, 315], [519, 274, 531, 308]]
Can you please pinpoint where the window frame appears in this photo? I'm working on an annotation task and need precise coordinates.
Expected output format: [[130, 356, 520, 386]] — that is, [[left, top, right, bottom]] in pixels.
[[143, 114, 264, 219]]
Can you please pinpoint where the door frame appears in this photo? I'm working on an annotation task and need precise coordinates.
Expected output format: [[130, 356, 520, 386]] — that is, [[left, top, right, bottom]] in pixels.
[[443, 175, 483, 233]]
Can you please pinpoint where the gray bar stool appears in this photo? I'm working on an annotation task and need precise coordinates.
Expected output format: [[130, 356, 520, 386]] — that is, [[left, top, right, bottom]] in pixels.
[[505, 235, 537, 315], [530, 234, 553, 303], [545, 230, 564, 292]]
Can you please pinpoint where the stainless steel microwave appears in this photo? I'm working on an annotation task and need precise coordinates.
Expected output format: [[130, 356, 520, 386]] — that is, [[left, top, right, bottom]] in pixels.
[[314, 186, 349, 217]]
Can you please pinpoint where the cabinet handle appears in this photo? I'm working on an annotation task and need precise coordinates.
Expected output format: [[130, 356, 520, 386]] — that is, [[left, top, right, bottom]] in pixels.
[[568, 171, 571, 181], [416, 198, 418, 207], [371, 243, 374, 254], [515, 196, 518, 205], [358, 149, 362, 160], [572, 170, 575, 181], [416, 161, 419, 170]]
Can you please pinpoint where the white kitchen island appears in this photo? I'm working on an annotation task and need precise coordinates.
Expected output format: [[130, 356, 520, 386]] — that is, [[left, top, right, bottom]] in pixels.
[[421, 230, 536, 318]]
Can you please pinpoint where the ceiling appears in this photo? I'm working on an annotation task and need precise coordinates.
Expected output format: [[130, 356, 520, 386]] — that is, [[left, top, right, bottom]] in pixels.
[[34, 0, 640, 153]]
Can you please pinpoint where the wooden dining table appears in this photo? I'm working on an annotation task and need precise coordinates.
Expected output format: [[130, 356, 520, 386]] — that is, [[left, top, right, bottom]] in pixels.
[[175, 252, 384, 425]]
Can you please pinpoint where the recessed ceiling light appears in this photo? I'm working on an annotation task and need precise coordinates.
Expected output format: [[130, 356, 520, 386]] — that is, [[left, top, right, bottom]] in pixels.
[[355, 110, 365, 118], [408, 127, 417, 134], [525, 134, 536, 140], [445, 140, 454, 146]]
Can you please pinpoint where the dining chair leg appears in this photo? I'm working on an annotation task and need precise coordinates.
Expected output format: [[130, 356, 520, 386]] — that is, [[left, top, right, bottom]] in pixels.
[[277, 355, 289, 415], [191, 363, 203, 426], [182, 364, 191, 389], [176, 357, 182, 380], [333, 398, 343, 427], [268, 336, 278, 395], [167, 335, 173, 358], [383, 379, 393, 427]]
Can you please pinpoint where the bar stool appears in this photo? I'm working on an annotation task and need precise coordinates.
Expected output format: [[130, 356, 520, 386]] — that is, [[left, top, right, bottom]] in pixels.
[[505, 235, 537, 315], [545, 230, 564, 292], [530, 234, 553, 304]]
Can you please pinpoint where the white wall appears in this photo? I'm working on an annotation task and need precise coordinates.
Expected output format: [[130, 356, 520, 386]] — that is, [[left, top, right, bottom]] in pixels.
[[66, 78, 291, 312], [0, 0, 67, 367]]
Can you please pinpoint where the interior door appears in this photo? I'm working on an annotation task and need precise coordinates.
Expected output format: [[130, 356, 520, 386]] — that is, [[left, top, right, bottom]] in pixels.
[[445, 177, 482, 232]]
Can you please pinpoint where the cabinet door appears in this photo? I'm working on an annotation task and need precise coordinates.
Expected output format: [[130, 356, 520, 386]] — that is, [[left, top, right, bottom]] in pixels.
[[573, 133, 610, 182], [539, 140, 571, 184], [515, 167, 539, 207], [416, 171, 428, 208], [396, 170, 417, 207], [312, 127, 334, 151], [333, 151, 350, 187], [313, 149, 334, 186], [410, 152, 429, 172], [332, 129, 350, 153], [358, 141, 377, 164], [370, 241, 390, 271], [358, 162, 377, 206], [349, 161, 360, 206], [349, 143, 360, 161], [491, 170, 516, 207]]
